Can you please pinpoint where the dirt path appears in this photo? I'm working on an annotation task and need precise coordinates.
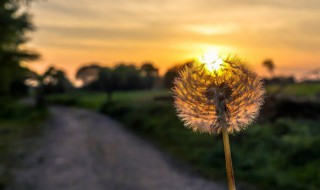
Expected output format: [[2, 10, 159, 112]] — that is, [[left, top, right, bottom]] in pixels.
[[13, 106, 226, 190]]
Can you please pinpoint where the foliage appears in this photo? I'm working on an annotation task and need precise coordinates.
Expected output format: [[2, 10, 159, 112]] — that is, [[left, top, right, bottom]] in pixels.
[[46, 85, 320, 190], [41, 66, 73, 94], [263, 76, 295, 86], [76, 62, 160, 93], [140, 62, 159, 89], [163, 62, 191, 89], [112, 64, 142, 90], [76, 64, 101, 87], [262, 59, 275, 76], [100, 96, 320, 190], [0, 0, 39, 95]]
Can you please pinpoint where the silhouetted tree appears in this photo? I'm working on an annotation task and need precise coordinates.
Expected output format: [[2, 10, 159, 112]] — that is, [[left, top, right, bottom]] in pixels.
[[140, 62, 159, 89], [164, 62, 191, 89], [76, 62, 158, 93], [113, 64, 142, 90], [42, 67, 73, 94], [76, 64, 102, 87], [96, 67, 114, 102], [9, 67, 35, 97], [263, 59, 275, 77], [0, 0, 39, 95]]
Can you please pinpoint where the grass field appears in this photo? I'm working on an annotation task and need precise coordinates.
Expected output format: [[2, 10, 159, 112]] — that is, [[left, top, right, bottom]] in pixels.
[[0, 100, 48, 188], [46, 89, 171, 110], [47, 83, 320, 190], [47, 83, 320, 111], [267, 83, 319, 98]]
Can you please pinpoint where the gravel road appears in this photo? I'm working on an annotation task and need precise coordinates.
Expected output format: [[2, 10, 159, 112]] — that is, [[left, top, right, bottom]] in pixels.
[[13, 106, 226, 190]]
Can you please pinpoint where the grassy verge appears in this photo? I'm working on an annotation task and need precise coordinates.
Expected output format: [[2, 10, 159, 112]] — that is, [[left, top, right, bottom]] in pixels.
[[0, 100, 48, 189], [100, 99, 320, 190], [46, 84, 320, 190], [46, 90, 170, 111]]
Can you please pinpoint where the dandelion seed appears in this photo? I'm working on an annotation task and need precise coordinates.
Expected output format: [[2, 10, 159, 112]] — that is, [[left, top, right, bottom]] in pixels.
[[173, 55, 265, 134], [173, 53, 265, 190]]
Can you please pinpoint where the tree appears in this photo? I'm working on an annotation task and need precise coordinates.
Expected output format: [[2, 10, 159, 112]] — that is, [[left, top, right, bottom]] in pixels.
[[76, 64, 102, 87], [9, 66, 34, 96], [0, 0, 39, 95], [42, 67, 73, 94], [96, 67, 114, 102], [262, 59, 275, 77], [76, 62, 152, 94], [112, 64, 142, 90], [163, 62, 191, 89], [140, 62, 159, 89]]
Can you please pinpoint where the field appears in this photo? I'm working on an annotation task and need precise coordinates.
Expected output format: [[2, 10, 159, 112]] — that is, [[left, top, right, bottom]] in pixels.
[[47, 83, 320, 190], [267, 83, 320, 98], [46, 90, 170, 111], [47, 83, 320, 111]]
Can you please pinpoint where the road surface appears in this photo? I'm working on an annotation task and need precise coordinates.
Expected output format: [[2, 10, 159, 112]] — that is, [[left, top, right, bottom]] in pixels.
[[13, 106, 226, 190]]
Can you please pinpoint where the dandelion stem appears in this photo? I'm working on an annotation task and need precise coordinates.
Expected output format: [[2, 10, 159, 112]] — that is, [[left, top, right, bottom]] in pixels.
[[222, 126, 236, 190]]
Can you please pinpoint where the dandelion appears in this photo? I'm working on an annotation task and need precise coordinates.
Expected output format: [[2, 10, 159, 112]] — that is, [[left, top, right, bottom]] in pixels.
[[173, 54, 265, 190]]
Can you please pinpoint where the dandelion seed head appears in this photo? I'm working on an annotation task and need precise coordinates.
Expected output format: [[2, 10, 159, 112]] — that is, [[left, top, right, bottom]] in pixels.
[[173, 55, 265, 134]]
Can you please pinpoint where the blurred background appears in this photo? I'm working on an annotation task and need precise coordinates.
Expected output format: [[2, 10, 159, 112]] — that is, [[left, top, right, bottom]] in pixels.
[[0, 0, 319, 190]]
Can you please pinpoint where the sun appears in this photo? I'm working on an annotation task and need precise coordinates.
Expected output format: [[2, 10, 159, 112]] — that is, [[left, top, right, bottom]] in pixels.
[[199, 51, 224, 72]]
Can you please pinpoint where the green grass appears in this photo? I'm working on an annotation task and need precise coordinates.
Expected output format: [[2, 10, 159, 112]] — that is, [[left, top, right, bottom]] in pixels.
[[267, 83, 320, 98], [47, 83, 320, 111], [46, 89, 170, 111], [46, 83, 320, 190], [0, 100, 48, 189], [100, 98, 320, 190]]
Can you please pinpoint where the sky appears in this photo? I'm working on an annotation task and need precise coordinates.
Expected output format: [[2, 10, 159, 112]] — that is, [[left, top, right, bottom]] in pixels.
[[25, 0, 320, 82]]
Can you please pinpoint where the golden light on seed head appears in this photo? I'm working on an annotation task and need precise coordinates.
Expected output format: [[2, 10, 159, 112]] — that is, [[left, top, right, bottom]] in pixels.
[[173, 55, 265, 134]]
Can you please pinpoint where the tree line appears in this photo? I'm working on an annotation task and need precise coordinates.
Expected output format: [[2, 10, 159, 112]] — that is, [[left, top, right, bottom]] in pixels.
[[0, 0, 306, 102], [75, 62, 159, 101]]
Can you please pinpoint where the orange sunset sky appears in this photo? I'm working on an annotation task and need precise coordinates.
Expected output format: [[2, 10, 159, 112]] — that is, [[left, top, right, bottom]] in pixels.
[[24, 0, 320, 82]]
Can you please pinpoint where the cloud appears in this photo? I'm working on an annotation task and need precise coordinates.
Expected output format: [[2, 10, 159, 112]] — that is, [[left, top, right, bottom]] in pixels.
[[32, 0, 99, 18], [184, 23, 239, 35], [29, 0, 320, 79]]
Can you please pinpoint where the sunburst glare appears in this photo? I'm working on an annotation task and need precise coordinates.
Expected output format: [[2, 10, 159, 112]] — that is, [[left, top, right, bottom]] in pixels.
[[199, 51, 224, 72]]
